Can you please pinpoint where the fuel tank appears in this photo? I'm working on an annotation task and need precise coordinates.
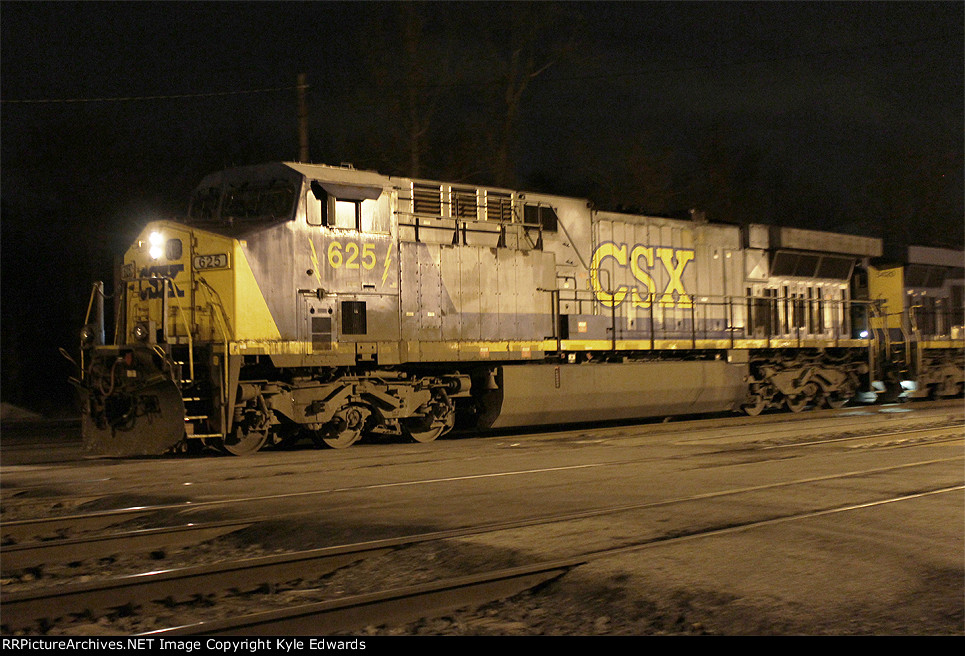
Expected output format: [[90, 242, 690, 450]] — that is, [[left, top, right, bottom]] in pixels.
[[485, 360, 747, 428]]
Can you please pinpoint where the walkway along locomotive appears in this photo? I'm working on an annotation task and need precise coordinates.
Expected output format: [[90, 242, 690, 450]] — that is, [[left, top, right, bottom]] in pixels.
[[72, 162, 965, 456]]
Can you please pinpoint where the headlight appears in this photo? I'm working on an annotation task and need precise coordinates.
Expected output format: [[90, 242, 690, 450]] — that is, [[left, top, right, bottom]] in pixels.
[[80, 325, 96, 346], [149, 231, 164, 260], [133, 322, 150, 342]]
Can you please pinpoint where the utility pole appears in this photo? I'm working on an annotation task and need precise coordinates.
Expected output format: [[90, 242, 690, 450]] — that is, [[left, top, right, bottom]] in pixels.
[[297, 73, 309, 162]]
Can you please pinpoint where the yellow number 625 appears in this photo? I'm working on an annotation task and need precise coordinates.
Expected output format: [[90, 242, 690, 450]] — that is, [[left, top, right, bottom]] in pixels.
[[328, 241, 378, 270]]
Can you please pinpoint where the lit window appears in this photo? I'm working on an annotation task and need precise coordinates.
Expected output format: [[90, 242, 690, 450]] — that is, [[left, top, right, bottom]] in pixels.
[[307, 182, 325, 226], [334, 200, 359, 229]]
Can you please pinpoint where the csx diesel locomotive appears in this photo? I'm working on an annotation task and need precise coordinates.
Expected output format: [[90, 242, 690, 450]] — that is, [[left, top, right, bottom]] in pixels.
[[74, 162, 965, 456]]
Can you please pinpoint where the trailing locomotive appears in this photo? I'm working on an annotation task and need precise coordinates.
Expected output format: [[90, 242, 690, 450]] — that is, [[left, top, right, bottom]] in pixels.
[[73, 162, 965, 456], [865, 245, 964, 399]]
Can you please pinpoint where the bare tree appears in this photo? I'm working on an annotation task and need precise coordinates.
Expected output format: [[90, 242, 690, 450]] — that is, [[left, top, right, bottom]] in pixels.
[[486, 4, 579, 188], [363, 4, 455, 178], [853, 144, 964, 249]]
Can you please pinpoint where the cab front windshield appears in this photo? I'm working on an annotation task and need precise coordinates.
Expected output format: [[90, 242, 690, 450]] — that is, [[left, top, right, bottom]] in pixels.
[[188, 179, 297, 226]]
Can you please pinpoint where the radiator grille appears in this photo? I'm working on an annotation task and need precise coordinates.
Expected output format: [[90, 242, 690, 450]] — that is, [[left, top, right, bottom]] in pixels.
[[311, 316, 332, 350]]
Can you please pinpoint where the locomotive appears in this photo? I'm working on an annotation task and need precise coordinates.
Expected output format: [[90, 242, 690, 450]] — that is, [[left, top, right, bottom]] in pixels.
[[73, 162, 965, 456]]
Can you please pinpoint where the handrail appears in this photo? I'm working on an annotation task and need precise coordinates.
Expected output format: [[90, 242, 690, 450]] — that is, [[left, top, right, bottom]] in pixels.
[[198, 277, 233, 434], [548, 290, 878, 345], [156, 276, 194, 383], [83, 282, 102, 329], [555, 215, 591, 273], [80, 282, 103, 378], [908, 304, 924, 377]]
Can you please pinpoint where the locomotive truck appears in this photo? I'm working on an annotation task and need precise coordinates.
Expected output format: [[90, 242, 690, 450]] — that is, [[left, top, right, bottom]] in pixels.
[[72, 162, 964, 456]]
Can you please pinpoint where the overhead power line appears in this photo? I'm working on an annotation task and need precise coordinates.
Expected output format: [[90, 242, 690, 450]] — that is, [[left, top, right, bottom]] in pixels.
[[0, 31, 955, 105], [1, 84, 306, 105]]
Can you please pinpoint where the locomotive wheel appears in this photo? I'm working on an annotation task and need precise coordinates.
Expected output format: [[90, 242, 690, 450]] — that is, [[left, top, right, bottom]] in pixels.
[[317, 405, 370, 449], [824, 381, 856, 409], [785, 395, 808, 413], [401, 409, 455, 443], [402, 393, 455, 443], [741, 395, 768, 417], [785, 382, 819, 413], [221, 404, 272, 456], [823, 392, 850, 409], [401, 417, 447, 443], [222, 423, 269, 456]]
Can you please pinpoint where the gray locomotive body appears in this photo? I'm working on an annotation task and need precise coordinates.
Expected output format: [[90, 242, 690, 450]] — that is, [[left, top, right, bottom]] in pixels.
[[75, 162, 962, 455]]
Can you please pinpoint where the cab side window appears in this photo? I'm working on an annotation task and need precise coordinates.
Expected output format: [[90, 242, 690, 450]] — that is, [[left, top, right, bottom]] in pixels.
[[307, 180, 382, 232], [307, 181, 326, 226], [334, 199, 360, 230]]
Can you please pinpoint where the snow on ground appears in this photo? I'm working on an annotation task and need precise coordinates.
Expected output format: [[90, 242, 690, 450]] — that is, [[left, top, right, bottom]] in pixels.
[[0, 403, 43, 422]]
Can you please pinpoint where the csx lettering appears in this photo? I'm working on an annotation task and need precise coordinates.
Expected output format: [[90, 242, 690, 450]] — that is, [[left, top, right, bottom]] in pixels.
[[590, 243, 694, 309], [138, 264, 185, 300]]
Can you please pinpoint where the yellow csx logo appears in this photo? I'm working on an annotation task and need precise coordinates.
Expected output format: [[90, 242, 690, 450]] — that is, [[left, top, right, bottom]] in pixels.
[[589, 243, 695, 309]]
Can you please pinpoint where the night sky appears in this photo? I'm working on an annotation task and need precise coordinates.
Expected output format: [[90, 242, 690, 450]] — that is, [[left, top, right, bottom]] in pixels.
[[2, 1, 963, 415]]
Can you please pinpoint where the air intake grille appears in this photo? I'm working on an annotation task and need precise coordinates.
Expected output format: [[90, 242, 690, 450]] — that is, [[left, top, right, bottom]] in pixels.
[[412, 184, 442, 216], [311, 316, 332, 350]]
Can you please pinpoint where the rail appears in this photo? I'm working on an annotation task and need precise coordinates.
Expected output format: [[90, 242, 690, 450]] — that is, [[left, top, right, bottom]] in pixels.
[[8, 469, 961, 634]]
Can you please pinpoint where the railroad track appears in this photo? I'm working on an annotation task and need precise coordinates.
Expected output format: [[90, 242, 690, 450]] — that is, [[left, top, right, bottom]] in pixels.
[[8, 484, 958, 636], [4, 416, 961, 525], [0, 519, 254, 571], [758, 423, 965, 450], [148, 560, 580, 636], [167, 485, 959, 636], [2, 421, 961, 570], [1, 399, 960, 472], [3, 457, 961, 634], [3, 410, 965, 516]]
